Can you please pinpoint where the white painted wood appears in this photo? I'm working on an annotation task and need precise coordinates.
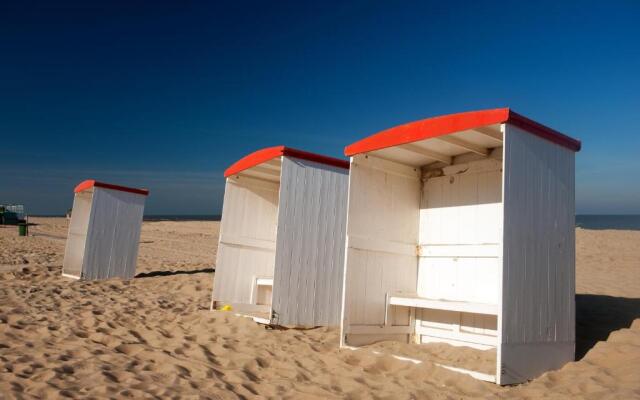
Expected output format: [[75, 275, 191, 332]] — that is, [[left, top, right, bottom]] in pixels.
[[62, 190, 93, 278], [499, 342, 574, 385], [237, 162, 283, 182], [340, 153, 506, 371], [436, 364, 496, 382], [389, 294, 499, 315], [250, 276, 274, 306], [354, 153, 421, 179], [82, 188, 146, 280], [255, 285, 272, 307], [341, 155, 421, 344], [63, 187, 146, 281], [417, 157, 502, 309], [270, 157, 349, 327], [471, 126, 503, 143], [213, 155, 349, 328], [348, 234, 416, 257], [340, 119, 575, 385], [435, 136, 490, 156], [212, 175, 279, 306], [498, 123, 576, 385], [256, 277, 273, 286], [418, 243, 500, 258], [423, 147, 503, 172], [398, 144, 452, 165], [219, 234, 276, 251], [417, 327, 497, 347], [252, 316, 272, 325], [344, 325, 413, 334], [421, 336, 495, 351], [250, 165, 281, 178]]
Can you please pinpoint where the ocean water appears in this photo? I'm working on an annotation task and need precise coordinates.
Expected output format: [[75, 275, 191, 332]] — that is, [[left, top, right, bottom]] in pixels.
[[575, 215, 640, 231], [145, 215, 640, 230], [34, 214, 640, 230], [143, 215, 221, 221]]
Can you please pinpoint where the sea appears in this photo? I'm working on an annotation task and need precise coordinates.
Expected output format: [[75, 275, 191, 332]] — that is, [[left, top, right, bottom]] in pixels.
[[145, 215, 640, 231], [575, 215, 640, 231], [143, 215, 221, 222], [34, 214, 640, 230]]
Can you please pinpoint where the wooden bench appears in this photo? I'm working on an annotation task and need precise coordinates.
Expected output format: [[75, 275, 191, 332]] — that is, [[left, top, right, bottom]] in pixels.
[[384, 292, 498, 325]]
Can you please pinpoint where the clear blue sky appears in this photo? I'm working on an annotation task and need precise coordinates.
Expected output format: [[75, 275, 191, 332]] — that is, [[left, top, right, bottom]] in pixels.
[[1, 1, 638, 215]]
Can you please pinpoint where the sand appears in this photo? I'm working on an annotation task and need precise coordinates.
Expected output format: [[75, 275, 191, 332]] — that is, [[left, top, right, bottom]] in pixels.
[[1, 218, 639, 399]]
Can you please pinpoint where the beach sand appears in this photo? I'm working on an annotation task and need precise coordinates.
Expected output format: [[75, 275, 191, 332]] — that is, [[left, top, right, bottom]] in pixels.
[[1, 218, 638, 398]]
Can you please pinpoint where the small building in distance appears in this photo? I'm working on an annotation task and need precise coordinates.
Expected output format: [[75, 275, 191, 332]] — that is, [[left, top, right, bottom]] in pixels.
[[0, 204, 26, 225]]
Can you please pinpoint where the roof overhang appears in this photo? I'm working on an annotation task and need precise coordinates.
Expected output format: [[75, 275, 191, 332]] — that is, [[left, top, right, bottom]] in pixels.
[[344, 108, 581, 157], [74, 180, 150, 196], [224, 145, 350, 178]]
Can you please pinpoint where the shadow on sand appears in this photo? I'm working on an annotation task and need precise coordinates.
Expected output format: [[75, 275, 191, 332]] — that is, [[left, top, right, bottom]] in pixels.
[[135, 268, 215, 279], [575, 294, 640, 360]]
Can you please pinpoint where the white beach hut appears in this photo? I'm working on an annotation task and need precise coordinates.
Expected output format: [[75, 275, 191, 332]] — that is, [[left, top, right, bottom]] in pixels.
[[211, 146, 349, 327], [339, 108, 581, 384], [63, 179, 149, 280]]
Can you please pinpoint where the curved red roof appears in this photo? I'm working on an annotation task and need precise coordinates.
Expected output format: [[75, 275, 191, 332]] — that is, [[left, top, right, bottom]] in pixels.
[[344, 108, 581, 156], [74, 180, 149, 196], [224, 145, 350, 178]]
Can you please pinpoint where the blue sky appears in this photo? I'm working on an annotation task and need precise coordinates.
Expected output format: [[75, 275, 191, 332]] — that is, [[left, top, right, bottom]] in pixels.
[[1, 1, 638, 215]]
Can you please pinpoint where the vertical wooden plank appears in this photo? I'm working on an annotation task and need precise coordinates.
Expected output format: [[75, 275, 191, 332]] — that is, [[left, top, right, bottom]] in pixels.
[[62, 191, 94, 278], [418, 158, 502, 305], [270, 157, 349, 326], [341, 155, 420, 344], [81, 188, 146, 280], [499, 123, 576, 384], [212, 176, 279, 306]]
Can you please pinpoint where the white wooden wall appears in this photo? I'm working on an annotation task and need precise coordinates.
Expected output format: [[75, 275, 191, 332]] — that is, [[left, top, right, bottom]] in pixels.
[[212, 175, 279, 307], [82, 188, 146, 280], [62, 191, 94, 278], [417, 158, 502, 347], [499, 123, 576, 384], [270, 157, 349, 326], [341, 155, 421, 345]]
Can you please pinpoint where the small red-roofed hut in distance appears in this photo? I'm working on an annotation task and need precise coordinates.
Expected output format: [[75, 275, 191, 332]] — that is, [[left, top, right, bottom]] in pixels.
[[63, 179, 149, 280]]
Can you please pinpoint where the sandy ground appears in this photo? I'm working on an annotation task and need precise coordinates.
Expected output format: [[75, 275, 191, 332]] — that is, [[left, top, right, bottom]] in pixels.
[[1, 218, 638, 399]]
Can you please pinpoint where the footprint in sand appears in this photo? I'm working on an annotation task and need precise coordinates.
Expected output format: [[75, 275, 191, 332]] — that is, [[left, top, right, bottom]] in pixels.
[[255, 357, 270, 368], [102, 370, 120, 383], [54, 364, 74, 375], [115, 343, 144, 357], [175, 364, 191, 378]]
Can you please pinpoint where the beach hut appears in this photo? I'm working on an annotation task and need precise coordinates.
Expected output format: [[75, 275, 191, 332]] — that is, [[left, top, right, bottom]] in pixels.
[[211, 146, 349, 327], [62, 180, 149, 280], [339, 108, 581, 384]]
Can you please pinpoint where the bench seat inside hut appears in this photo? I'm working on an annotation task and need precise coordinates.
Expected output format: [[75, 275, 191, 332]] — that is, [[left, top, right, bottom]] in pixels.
[[340, 108, 581, 384]]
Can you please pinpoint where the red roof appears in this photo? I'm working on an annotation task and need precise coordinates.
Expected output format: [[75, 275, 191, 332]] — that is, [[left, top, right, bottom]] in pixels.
[[74, 180, 150, 196], [344, 108, 581, 156], [224, 146, 350, 178]]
